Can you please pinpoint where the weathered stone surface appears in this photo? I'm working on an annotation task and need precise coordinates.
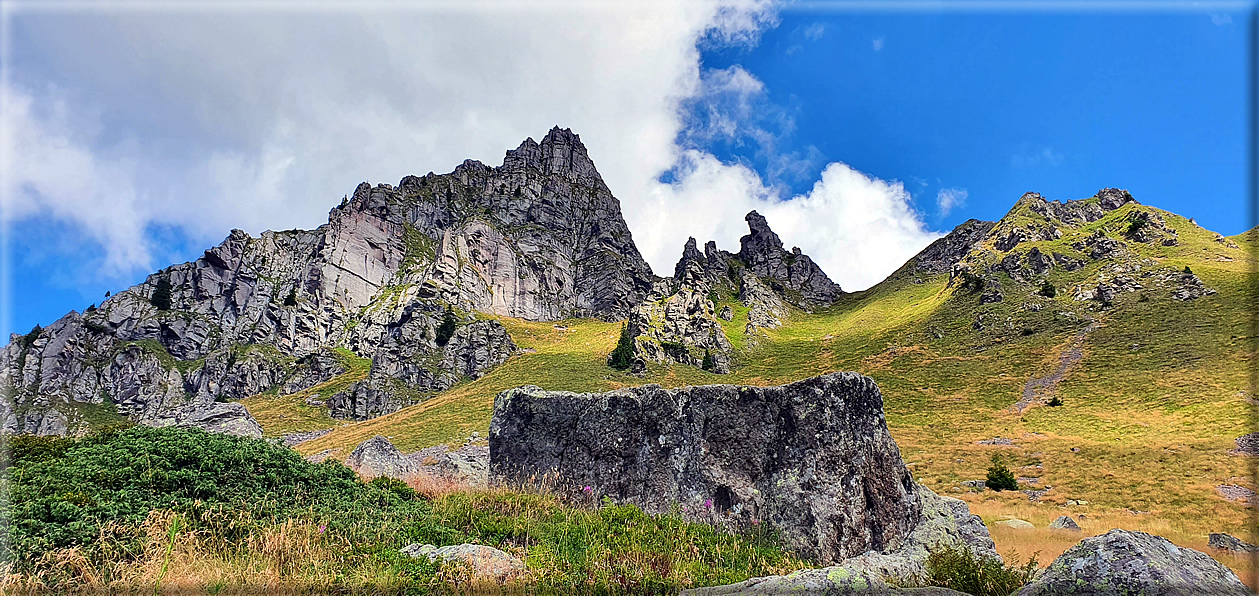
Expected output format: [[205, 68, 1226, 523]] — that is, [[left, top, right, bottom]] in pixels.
[[994, 518, 1033, 529], [738, 211, 843, 307], [1018, 529, 1251, 596], [718, 305, 733, 321], [1209, 532, 1259, 553], [411, 443, 490, 487], [489, 372, 921, 565], [282, 428, 333, 447], [346, 435, 418, 478], [1048, 515, 1081, 531], [176, 403, 264, 438], [685, 487, 998, 594], [401, 543, 524, 580], [739, 270, 788, 335]]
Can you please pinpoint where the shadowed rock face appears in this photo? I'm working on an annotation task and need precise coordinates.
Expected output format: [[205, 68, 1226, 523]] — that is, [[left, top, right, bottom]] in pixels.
[[488, 372, 921, 565], [1018, 529, 1251, 596], [2, 127, 646, 435]]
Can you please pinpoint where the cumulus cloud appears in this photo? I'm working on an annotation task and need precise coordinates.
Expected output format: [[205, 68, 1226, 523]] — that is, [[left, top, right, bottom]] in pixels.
[[1011, 145, 1065, 169], [4, 1, 939, 298], [936, 187, 967, 217], [640, 154, 940, 292], [872, 37, 885, 51]]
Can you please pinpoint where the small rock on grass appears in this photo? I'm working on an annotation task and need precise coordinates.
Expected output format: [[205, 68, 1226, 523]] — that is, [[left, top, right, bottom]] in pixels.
[[1209, 532, 1259, 553], [402, 543, 524, 581], [994, 518, 1034, 529], [1048, 516, 1081, 531]]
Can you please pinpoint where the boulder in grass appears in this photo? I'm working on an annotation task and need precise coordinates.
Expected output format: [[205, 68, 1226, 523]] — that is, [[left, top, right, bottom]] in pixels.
[[402, 543, 524, 581], [1047, 516, 1081, 531], [1209, 532, 1259, 553], [346, 435, 417, 478], [490, 372, 922, 565], [1018, 529, 1251, 596]]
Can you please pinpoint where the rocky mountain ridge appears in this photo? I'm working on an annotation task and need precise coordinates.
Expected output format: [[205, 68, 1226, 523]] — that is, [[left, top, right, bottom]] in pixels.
[[2, 125, 1234, 439], [1, 127, 657, 435]]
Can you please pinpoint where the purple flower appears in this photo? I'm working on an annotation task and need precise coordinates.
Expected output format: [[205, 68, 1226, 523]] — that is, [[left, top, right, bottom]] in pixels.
[[319, 524, 327, 534], [704, 499, 713, 510], [583, 485, 593, 495]]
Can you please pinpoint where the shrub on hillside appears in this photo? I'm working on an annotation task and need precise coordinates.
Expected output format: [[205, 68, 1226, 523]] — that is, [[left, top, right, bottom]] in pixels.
[[702, 350, 715, 372], [150, 277, 173, 310], [608, 323, 635, 370], [435, 307, 458, 346], [1038, 281, 1056, 298], [924, 545, 1038, 596], [985, 455, 1018, 491], [2, 427, 421, 571], [284, 287, 298, 307]]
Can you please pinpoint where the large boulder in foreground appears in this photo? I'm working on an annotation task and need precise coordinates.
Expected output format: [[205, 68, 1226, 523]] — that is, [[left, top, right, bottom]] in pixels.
[[1018, 529, 1252, 596], [489, 372, 922, 564]]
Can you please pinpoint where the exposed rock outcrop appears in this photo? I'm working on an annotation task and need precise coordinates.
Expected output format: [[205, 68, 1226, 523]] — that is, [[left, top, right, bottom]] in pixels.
[[912, 219, 996, 274], [1018, 529, 1251, 596], [738, 211, 843, 307], [2, 127, 641, 435], [489, 372, 925, 565], [347, 435, 419, 479]]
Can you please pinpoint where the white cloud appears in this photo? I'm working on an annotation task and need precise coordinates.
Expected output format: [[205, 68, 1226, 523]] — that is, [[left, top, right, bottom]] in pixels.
[[803, 23, 826, 40], [4, 1, 937, 298], [1210, 13, 1234, 26], [872, 37, 885, 51], [1011, 145, 1065, 169], [936, 187, 967, 217], [639, 154, 940, 292], [761, 163, 941, 291]]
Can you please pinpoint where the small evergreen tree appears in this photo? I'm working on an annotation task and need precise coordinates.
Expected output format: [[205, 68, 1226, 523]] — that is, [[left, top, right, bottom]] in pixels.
[[1038, 281, 1056, 298], [608, 324, 635, 370], [150, 277, 172, 311], [1183, 265, 1193, 275], [435, 307, 458, 346], [985, 455, 1018, 491], [702, 350, 715, 371], [284, 287, 298, 307]]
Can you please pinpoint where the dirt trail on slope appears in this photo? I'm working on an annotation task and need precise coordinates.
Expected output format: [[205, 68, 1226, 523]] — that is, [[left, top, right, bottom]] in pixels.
[[1013, 319, 1097, 414]]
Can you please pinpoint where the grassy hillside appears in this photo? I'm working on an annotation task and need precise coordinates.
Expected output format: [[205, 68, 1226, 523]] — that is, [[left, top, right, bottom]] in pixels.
[[251, 200, 1255, 578]]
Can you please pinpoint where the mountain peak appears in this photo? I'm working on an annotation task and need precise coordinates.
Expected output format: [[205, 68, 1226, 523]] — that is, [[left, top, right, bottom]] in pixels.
[[503, 125, 602, 186]]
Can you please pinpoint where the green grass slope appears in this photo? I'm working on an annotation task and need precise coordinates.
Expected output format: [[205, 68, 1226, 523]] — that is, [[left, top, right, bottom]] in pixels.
[[265, 197, 1255, 577]]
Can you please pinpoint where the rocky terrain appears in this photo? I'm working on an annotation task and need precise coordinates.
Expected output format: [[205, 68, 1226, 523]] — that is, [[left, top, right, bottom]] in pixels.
[[1, 127, 654, 435], [4, 127, 1255, 592], [618, 212, 836, 373]]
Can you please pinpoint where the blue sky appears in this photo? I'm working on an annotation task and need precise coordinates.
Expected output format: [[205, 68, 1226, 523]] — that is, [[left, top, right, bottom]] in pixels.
[[2, 2, 1253, 339]]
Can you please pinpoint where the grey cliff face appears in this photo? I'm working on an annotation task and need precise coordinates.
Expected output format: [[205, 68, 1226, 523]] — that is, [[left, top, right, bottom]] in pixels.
[[488, 372, 922, 565], [2, 126, 644, 436], [738, 211, 843, 307]]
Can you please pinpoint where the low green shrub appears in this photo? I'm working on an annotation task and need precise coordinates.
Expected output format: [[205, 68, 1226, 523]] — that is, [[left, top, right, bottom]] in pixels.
[[608, 323, 635, 370], [924, 545, 1038, 596], [985, 455, 1018, 491]]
